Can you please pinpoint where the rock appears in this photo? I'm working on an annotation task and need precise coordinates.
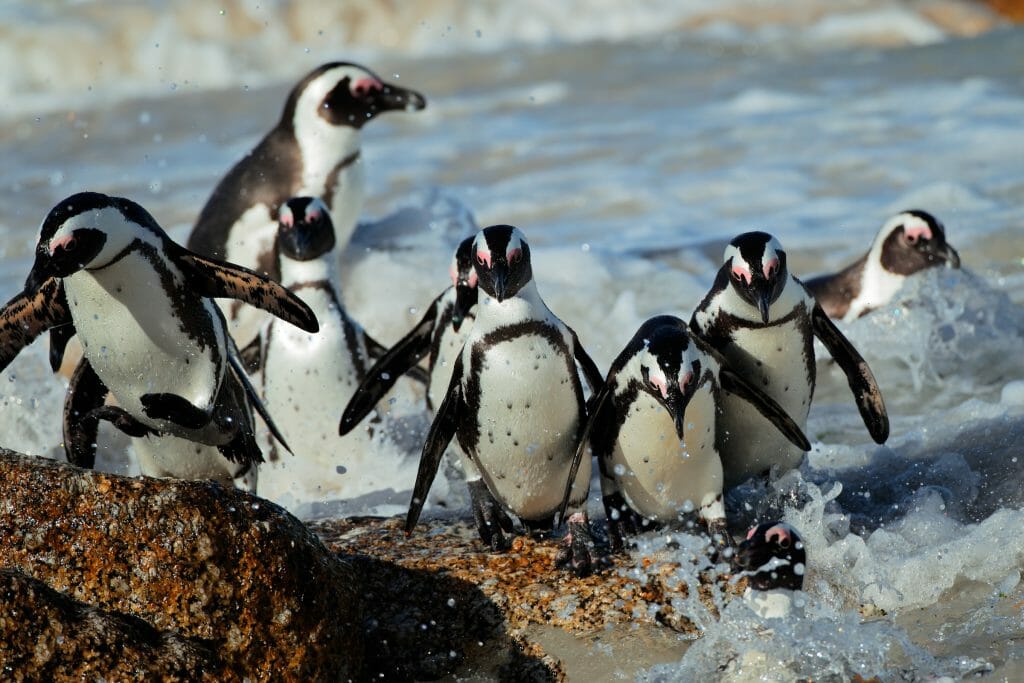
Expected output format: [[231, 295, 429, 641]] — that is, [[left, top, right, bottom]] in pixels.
[[0, 567, 221, 681], [0, 449, 362, 682]]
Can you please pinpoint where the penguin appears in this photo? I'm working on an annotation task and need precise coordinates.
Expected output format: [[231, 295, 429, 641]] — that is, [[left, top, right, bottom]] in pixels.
[[690, 231, 888, 487], [186, 61, 426, 347], [562, 315, 811, 552], [252, 196, 392, 507], [733, 521, 806, 619], [338, 235, 478, 434], [803, 210, 961, 321], [404, 225, 605, 575], [1, 191, 317, 472]]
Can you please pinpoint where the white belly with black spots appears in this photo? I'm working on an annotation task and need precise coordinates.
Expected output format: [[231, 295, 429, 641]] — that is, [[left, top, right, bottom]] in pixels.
[[65, 260, 221, 434], [468, 335, 587, 521], [609, 386, 722, 521], [718, 319, 812, 485]]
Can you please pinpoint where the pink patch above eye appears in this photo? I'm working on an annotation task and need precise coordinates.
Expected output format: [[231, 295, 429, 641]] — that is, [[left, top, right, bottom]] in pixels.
[[306, 208, 321, 223], [476, 249, 492, 268], [650, 375, 668, 399], [467, 269, 479, 287], [449, 264, 459, 286], [48, 234, 77, 254], [507, 247, 522, 263], [350, 78, 384, 97], [746, 526, 758, 540], [904, 222, 932, 242], [765, 525, 791, 545], [763, 257, 779, 279], [732, 266, 752, 284], [678, 370, 694, 392]]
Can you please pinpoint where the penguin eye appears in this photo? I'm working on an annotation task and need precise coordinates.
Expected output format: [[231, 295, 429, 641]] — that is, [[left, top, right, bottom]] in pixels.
[[778, 536, 791, 549], [904, 231, 919, 245], [508, 249, 522, 265], [476, 255, 487, 266]]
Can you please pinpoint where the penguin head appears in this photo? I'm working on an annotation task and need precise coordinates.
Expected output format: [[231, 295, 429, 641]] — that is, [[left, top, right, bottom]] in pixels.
[[722, 232, 788, 324], [449, 236, 479, 332], [637, 324, 705, 439], [472, 225, 533, 303], [276, 197, 336, 261], [26, 192, 163, 291], [875, 209, 960, 275], [284, 61, 426, 134], [734, 521, 805, 591]]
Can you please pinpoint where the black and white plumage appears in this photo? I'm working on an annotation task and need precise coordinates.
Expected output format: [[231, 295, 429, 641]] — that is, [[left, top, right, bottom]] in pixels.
[[405, 225, 604, 575], [186, 61, 426, 346], [565, 316, 810, 551], [254, 197, 397, 507], [1, 191, 317, 474], [734, 521, 806, 619], [804, 210, 960, 321], [690, 232, 888, 487], [338, 235, 479, 435]]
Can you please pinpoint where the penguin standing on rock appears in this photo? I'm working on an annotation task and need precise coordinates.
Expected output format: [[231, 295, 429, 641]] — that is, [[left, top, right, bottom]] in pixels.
[[339, 235, 479, 433], [186, 61, 427, 347], [690, 232, 889, 487], [256, 197, 399, 508], [405, 225, 604, 575], [564, 316, 811, 552], [804, 209, 961, 321], [0, 191, 317, 473]]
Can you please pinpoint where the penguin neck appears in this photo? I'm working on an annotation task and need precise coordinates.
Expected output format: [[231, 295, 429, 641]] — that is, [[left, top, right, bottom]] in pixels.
[[293, 125, 365, 250], [843, 236, 905, 322], [278, 251, 341, 293], [743, 586, 800, 619], [474, 279, 552, 331]]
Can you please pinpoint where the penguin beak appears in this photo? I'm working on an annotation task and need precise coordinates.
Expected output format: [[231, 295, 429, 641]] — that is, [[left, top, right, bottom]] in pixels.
[[757, 289, 772, 325], [490, 265, 509, 303], [665, 383, 691, 441], [376, 82, 427, 113], [936, 242, 961, 269], [25, 250, 57, 293], [451, 282, 477, 332]]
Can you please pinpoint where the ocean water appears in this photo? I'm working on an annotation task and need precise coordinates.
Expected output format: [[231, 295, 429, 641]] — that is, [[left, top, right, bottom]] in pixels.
[[1, 1, 1023, 678]]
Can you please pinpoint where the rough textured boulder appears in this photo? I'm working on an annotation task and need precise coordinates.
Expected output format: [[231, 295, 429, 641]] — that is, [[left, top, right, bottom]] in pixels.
[[0, 450, 362, 682]]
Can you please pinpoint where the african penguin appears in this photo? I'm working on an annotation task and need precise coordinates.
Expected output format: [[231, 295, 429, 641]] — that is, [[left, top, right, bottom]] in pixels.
[[804, 210, 960, 321], [253, 196, 399, 510], [564, 315, 810, 553], [339, 235, 478, 434], [734, 521, 806, 619], [186, 61, 426, 347], [1, 191, 316, 474], [690, 231, 888, 487], [404, 225, 605, 575]]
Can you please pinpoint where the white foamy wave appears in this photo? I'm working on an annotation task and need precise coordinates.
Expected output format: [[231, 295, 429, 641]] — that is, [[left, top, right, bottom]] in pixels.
[[1, 0, 999, 120]]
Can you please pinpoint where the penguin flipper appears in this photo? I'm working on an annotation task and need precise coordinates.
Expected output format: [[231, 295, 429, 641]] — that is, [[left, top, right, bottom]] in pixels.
[[62, 359, 110, 468], [176, 250, 319, 333], [363, 330, 431, 386], [340, 300, 438, 436], [0, 277, 71, 374], [558, 380, 613, 524], [718, 367, 811, 452], [405, 357, 465, 535], [570, 329, 604, 395], [226, 343, 290, 456], [810, 304, 889, 443]]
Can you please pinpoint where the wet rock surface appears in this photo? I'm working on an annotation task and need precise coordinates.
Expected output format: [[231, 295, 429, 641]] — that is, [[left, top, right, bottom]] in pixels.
[[0, 450, 362, 682]]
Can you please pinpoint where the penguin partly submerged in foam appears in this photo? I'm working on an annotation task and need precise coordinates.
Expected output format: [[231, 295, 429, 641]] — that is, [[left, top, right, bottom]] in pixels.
[[804, 209, 960, 321], [186, 61, 426, 347], [734, 520, 807, 619], [0, 191, 317, 475], [690, 231, 888, 487], [404, 225, 605, 575], [564, 315, 810, 552]]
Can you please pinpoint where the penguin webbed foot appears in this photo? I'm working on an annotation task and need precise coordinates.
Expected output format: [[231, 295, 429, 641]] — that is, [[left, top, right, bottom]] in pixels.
[[467, 479, 514, 551], [602, 492, 651, 553], [555, 512, 604, 577], [704, 517, 736, 565], [86, 406, 160, 438]]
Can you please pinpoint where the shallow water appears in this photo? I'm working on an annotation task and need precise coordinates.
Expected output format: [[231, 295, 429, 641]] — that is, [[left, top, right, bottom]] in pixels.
[[2, 2, 1024, 678]]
